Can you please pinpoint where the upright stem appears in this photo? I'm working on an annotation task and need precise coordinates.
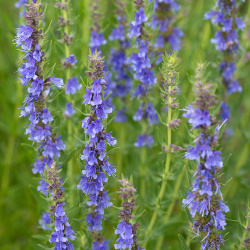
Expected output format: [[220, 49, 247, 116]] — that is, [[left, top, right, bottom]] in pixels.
[[241, 208, 249, 248], [82, 0, 90, 64], [140, 121, 147, 198], [156, 166, 185, 250], [143, 86, 172, 248], [116, 123, 125, 179], [62, 0, 74, 205]]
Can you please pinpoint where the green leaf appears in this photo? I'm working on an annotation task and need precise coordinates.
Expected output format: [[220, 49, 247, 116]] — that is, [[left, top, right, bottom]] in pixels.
[[178, 234, 191, 250], [157, 127, 165, 146], [185, 207, 194, 223], [37, 244, 54, 250], [32, 234, 49, 240], [44, 20, 53, 35], [21, 143, 34, 150], [155, 110, 167, 126], [44, 63, 56, 80]]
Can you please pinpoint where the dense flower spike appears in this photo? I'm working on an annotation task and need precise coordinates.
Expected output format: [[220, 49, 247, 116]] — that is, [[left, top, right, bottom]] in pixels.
[[205, 0, 245, 119], [46, 164, 75, 249], [15, 1, 65, 194], [149, 0, 183, 63], [127, 0, 158, 147], [77, 52, 116, 249], [15, 2, 75, 248], [182, 63, 229, 250], [108, 0, 132, 122], [115, 179, 144, 250]]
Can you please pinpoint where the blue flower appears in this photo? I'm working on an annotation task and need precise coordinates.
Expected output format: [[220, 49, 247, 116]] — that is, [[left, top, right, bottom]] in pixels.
[[182, 78, 229, 250], [65, 102, 76, 116], [182, 105, 211, 128], [77, 53, 116, 248], [134, 134, 154, 148], [66, 54, 77, 65], [90, 31, 107, 52], [39, 212, 51, 230], [51, 76, 64, 88], [109, 24, 125, 41], [65, 77, 82, 95], [115, 221, 133, 250]]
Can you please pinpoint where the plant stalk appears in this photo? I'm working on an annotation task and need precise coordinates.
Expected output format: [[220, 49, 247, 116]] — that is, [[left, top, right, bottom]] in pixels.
[[143, 85, 172, 248]]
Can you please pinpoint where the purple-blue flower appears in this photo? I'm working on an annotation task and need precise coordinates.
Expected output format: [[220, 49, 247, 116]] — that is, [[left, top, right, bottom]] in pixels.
[[182, 68, 229, 250], [65, 77, 82, 95], [77, 52, 116, 249]]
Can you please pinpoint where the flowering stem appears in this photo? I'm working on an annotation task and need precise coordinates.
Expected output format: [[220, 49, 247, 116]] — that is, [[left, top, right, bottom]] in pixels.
[[156, 165, 185, 250], [116, 123, 125, 179], [241, 206, 250, 247], [82, 0, 90, 64], [61, 0, 74, 205], [140, 121, 147, 197], [143, 88, 172, 247]]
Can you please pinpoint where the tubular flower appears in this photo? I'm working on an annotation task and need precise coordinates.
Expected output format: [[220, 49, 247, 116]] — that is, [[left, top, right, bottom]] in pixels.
[[46, 164, 75, 249], [108, 0, 132, 122], [77, 52, 116, 249], [127, 0, 158, 147], [205, 0, 245, 119], [15, 2, 65, 194], [182, 64, 229, 250], [114, 179, 144, 250], [149, 0, 183, 63], [15, 2, 75, 248]]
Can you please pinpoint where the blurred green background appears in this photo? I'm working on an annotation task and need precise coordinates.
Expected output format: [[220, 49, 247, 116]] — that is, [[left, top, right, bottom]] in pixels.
[[0, 0, 249, 249]]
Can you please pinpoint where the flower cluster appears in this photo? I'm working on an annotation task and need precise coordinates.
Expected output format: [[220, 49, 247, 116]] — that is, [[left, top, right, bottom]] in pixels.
[[115, 179, 144, 250], [89, 0, 106, 52], [108, 0, 132, 122], [55, 1, 82, 117], [149, 0, 183, 63], [127, 0, 158, 147], [46, 164, 75, 249], [15, 2, 65, 194], [205, 0, 245, 119], [77, 52, 116, 249], [15, 0, 37, 17], [182, 64, 229, 250]]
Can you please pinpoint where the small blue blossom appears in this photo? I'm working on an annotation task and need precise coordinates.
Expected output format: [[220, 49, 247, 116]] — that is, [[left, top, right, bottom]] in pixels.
[[66, 54, 77, 65], [90, 30, 107, 52], [182, 72, 229, 250], [39, 212, 51, 230], [149, 0, 183, 52], [65, 102, 76, 116], [65, 77, 82, 95], [205, 0, 245, 119], [51, 76, 64, 88], [77, 52, 116, 248]]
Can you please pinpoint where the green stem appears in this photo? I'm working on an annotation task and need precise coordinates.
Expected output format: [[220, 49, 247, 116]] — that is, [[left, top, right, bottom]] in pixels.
[[62, 0, 74, 205], [82, 0, 90, 64], [156, 166, 185, 250], [143, 86, 172, 248], [116, 123, 125, 179], [140, 121, 147, 198], [241, 210, 249, 248]]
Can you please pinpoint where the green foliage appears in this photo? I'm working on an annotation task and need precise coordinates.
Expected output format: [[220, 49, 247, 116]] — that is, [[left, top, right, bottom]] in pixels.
[[0, 0, 249, 249]]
